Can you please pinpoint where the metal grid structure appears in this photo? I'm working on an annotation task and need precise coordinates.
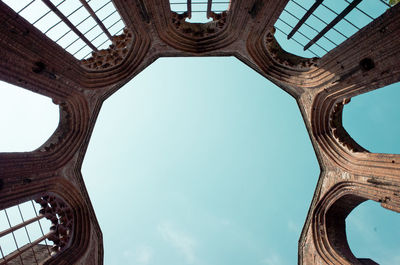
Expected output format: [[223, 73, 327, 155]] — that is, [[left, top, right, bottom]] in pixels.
[[170, 0, 230, 22], [0, 201, 52, 264], [274, 0, 392, 58], [4, 0, 392, 58], [1, 0, 126, 60]]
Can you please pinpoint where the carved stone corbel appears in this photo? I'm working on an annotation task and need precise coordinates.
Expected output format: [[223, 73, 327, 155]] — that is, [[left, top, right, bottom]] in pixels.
[[171, 11, 228, 38], [265, 28, 319, 70], [81, 28, 134, 70]]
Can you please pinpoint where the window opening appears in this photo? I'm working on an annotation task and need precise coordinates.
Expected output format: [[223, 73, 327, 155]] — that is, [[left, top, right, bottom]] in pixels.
[[0, 195, 73, 264], [170, 0, 230, 23], [0, 81, 59, 152], [274, 0, 390, 58], [1, 0, 126, 59], [343, 82, 400, 154], [346, 200, 400, 264]]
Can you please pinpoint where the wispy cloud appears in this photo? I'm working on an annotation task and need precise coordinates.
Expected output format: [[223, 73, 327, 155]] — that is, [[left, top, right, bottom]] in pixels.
[[380, 253, 400, 265], [346, 214, 378, 243], [123, 246, 153, 265], [157, 222, 197, 264], [287, 220, 300, 234], [261, 253, 283, 265], [136, 246, 153, 265]]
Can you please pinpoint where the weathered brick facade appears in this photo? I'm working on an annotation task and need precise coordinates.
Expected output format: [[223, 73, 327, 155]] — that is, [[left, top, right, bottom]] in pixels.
[[0, 1, 399, 264]]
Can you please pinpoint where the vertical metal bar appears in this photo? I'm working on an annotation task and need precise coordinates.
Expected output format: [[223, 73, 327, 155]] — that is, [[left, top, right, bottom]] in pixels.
[[106, 18, 122, 33], [33, 0, 67, 25], [94, 26, 123, 49], [278, 18, 329, 53], [82, 20, 123, 58], [17, 0, 36, 14], [101, 9, 117, 23], [0, 216, 44, 239], [65, 17, 102, 51], [304, 0, 362, 51], [31, 201, 50, 255], [89, 31, 106, 44], [17, 205, 39, 264], [275, 26, 320, 57], [343, 0, 374, 20], [206, 0, 212, 18], [41, 0, 98, 51], [44, 19, 63, 34], [0, 246, 5, 261], [64, 36, 81, 50], [291, 0, 348, 39], [116, 28, 124, 35], [379, 0, 391, 7], [283, 9, 338, 46], [73, 9, 119, 56], [4, 209, 24, 265], [54, 14, 91, 42], [54, 0, 111, 43], [79, 0, 112, 40], [288, 0, 323, 39], [0, 232, 54, 265], [72, 44, 88, 57], [321, 2, 360, 30], [187, 0, 192, 18]]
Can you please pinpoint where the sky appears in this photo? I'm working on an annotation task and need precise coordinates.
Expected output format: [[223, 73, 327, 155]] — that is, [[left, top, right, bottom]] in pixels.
[[82, 57, 319, 265], [0, 0, 400, 265]]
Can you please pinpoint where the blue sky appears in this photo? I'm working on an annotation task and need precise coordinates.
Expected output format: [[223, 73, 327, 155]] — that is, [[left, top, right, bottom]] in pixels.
[[0, 0, 400, 264], [80, 56, 400, 265], [82, 57, 319, 265]]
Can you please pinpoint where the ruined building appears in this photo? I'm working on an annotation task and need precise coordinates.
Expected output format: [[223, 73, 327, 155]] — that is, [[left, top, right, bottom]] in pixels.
[[0, 0, 399, 264]]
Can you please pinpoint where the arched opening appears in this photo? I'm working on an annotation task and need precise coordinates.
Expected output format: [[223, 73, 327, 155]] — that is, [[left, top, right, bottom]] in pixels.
[[0, 195, 73, 264], [0, 81, 59, 152], [346, 200, 400, 265], [169, 0, 230, 23], [1, 0, 126, 59], [82, 57, 319, 264], [343, 82, 400, 154], [274, 0, 390, 58]]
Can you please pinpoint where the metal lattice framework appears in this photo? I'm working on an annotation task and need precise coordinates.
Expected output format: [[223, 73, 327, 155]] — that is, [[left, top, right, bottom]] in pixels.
[[0, 0, 399, 264]]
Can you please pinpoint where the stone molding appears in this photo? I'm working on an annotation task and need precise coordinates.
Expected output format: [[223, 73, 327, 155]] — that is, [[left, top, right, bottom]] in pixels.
[[171, 11, 228, 38], [81, 28, 134, 70]]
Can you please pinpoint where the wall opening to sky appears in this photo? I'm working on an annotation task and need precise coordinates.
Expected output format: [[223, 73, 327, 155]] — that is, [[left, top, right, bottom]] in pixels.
[[0, 81, 59, 152], [346, 200, 400, 265], [274, 0, 391, 58], [169, 0, 230, 23], [343, 82, 400, 154], [0, 200, 53, 263], [82, 57, 319, 265]]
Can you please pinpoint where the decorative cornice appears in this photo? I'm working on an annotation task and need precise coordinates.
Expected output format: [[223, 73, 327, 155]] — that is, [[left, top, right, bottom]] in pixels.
[[39, 101, 72, 153], [329, 98, 366, 153], [171, 11, 228, 38], [80, 28, 134, 70], [265, 28, 319, 70], [36, 194, 73, 255]]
